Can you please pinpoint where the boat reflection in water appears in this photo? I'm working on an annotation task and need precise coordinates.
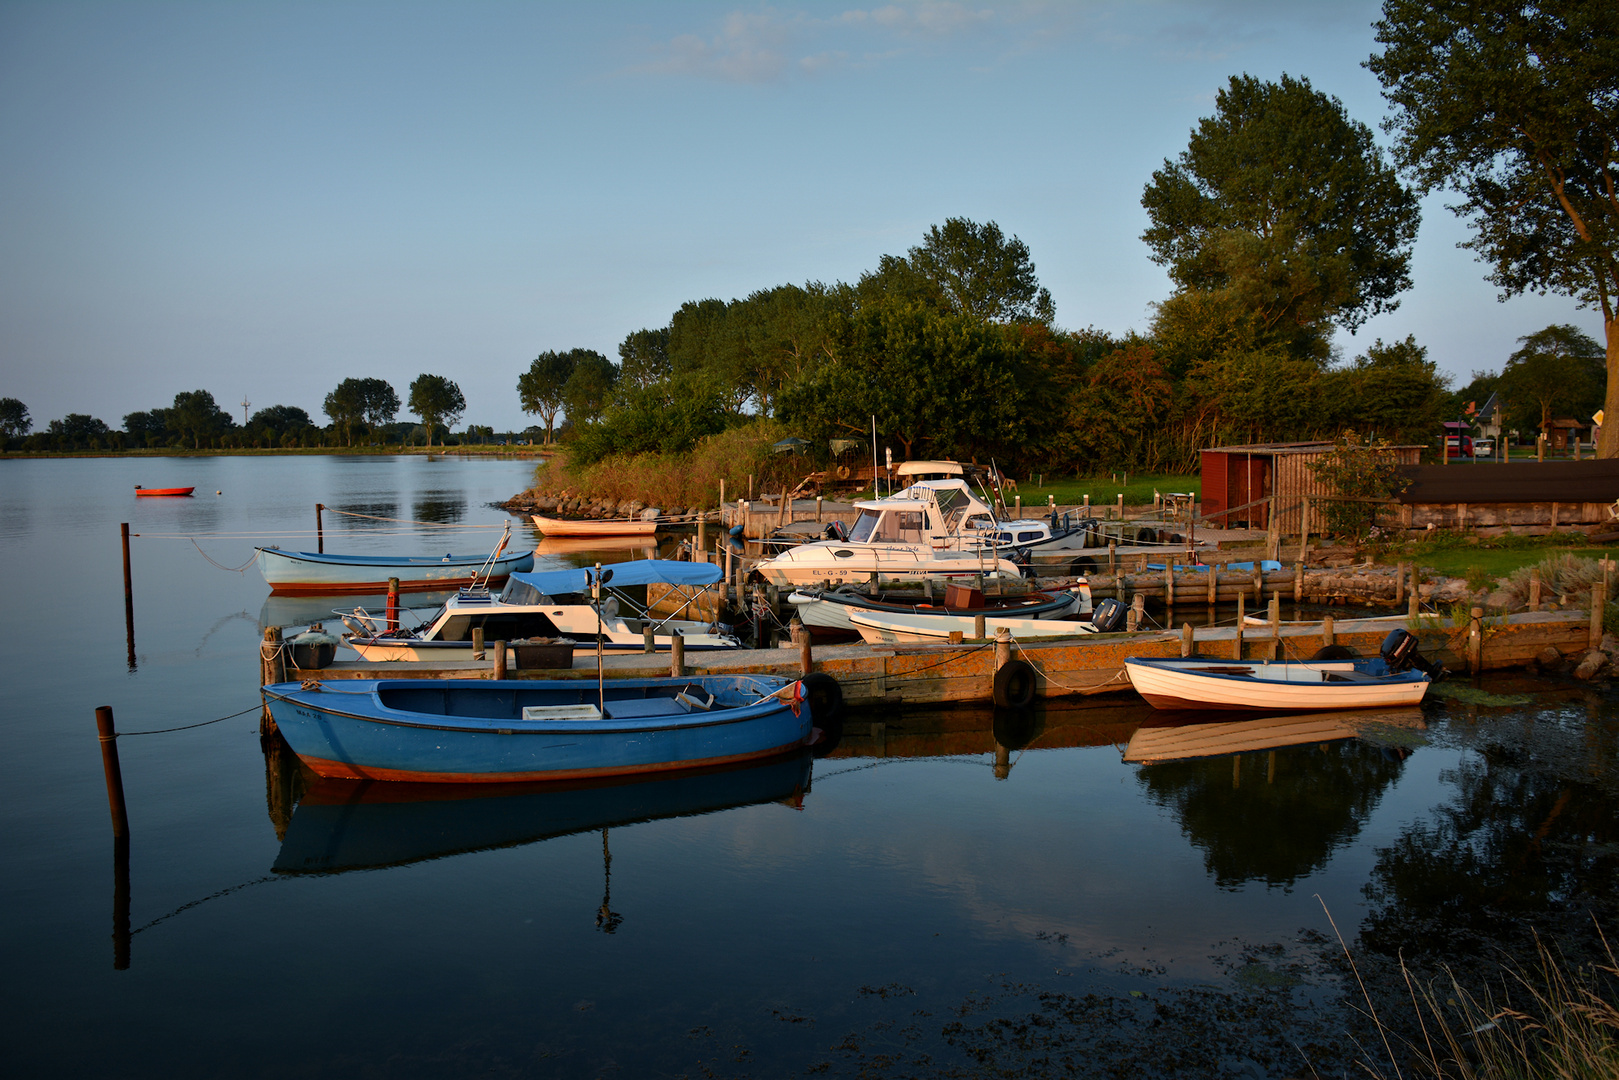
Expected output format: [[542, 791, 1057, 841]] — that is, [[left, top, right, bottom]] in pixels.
[[272, 751, 813, 875], [1123, 707, 1427, 764], [1125, 707, 1426, 890]]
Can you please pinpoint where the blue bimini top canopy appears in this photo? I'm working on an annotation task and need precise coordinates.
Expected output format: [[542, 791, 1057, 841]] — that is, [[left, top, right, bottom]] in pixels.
[[507, 559, 722, 597]]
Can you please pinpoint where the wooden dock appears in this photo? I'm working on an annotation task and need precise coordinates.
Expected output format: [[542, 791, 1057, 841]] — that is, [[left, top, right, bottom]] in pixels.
[[287, 610, 1598, 709]]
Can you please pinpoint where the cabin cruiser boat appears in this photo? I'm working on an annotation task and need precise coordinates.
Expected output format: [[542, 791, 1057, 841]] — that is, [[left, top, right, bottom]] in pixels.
[[341, 560, 740, 661], [753, 480, 1047, 586]]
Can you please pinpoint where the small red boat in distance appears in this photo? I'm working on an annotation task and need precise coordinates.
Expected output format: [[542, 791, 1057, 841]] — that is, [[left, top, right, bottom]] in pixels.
[[134, 486, 195, 497]]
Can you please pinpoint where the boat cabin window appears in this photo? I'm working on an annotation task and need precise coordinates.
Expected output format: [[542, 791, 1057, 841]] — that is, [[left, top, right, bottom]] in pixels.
[[1017, 530, 1042, 543], [436, 612, 562, 642], [847, 510, 880, 543], [500, 580, 549, 606]]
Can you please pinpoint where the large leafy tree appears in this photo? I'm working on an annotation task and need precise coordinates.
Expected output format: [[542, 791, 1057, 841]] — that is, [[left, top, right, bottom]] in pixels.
[[1142, 73, 1419, 336], [46, 413, 112, 449], [247, 405, 313, 447], [1496, 324, 1605, 439], [778, 302, 1025, 461], [517, 350, 581, 444], [168, 389, 233, 450], [1325, 335, 1450, 445], [1368, 1, 1619, 455], [560, 351, 619, 428], [323, 377, 399, 447], [407, 374, 466, 448], [902, 218, 1055, 324], [0, 398, 31, 440], [617, 328, 671, 390]]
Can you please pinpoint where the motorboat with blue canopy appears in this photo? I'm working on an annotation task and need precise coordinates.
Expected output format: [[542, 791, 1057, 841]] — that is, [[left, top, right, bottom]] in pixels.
[[341, 558, 739, 662]]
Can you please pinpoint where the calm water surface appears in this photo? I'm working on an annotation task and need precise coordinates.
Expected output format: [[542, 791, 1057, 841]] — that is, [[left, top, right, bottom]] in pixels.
[[2, 455, 1616, 1078]]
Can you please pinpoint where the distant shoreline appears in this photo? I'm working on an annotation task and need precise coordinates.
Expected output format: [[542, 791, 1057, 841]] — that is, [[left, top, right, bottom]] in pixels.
[[0, 446, 548, 460]]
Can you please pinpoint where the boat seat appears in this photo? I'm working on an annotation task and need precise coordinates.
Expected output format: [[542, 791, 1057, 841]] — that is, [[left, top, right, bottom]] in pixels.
[[1322, 670, 1380, 682], [601, 697, 689, 718]]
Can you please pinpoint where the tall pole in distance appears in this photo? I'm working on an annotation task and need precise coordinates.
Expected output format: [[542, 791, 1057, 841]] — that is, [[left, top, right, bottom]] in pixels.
[[315, 503, 325, 553]]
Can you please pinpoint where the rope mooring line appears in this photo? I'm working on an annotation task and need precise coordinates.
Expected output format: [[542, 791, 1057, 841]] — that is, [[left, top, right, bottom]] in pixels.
[[111, 703, 263, 737], [190, 539, 258, 573]]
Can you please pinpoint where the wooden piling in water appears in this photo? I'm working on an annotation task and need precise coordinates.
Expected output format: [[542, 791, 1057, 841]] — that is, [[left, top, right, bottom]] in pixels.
[[1235, 594, 1245, 659], [261, 628, 285, 735], [670, 630, 685, 677], [121, 524, 134, 665], [492, 640, 506, 680], [94, 707, 130, 840], [316, 503, 324, 553]]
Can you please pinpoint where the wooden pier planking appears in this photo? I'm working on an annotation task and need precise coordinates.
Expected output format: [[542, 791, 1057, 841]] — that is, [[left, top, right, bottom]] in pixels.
[[296, 611, 1593, 707]]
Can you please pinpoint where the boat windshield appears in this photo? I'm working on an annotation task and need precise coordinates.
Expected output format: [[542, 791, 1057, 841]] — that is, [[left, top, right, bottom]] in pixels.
[[848, 509, 925, 544], [500, 579, 548, 605], [847, 510, 880, 543]]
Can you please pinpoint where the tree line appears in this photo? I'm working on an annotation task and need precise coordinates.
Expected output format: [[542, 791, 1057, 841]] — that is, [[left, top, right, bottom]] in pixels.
[[520, 0, 1619, 470], [1, 375, 484, 453]]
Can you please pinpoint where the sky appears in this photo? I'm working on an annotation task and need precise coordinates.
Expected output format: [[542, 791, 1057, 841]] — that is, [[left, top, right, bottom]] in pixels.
[[0, 0, 1595, 435]]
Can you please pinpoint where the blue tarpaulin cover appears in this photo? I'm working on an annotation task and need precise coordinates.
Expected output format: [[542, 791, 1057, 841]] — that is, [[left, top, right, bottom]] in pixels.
[[508, 559, 722, 596]]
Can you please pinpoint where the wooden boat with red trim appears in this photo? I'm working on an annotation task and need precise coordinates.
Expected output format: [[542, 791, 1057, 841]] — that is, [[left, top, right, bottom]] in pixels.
[[260, 675, 815, 783], [134, 485, 195, 497]]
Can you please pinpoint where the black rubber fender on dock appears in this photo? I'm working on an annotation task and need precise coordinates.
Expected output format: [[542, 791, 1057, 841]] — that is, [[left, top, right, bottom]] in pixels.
[[801, 673, 843, 725], [992, 659, 1037, 708], [1068, 556, 1097, 577]]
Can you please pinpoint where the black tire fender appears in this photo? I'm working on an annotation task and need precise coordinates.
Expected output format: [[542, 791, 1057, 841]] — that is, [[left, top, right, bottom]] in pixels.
[[1309, 644, 1361, 662], [1068, 556, 1097, 577], [800, 672, 843, 726], [992, 659, 1037, 708]]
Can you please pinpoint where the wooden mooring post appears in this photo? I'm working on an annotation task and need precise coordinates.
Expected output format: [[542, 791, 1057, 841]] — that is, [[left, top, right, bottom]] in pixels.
[[670, 630, 685, 677], [261, 627, 285, 734], [1234, 594, 1245, 659], [95, 706, 131, 841], [1593, 586, 1605, 650], [492, 640, 506, 680], [316, 503, 325, 554], [95, 705, 131, 972], [472, 627, 484, 660], [121, 523, 136, 671]]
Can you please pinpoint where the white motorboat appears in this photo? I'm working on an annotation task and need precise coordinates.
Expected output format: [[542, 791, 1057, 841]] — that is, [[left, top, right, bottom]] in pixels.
[[847, 604, 1119, 645], [341, 559, 740, 661], [788, 582, 1091, 638], [752, 480, 1029, 586]]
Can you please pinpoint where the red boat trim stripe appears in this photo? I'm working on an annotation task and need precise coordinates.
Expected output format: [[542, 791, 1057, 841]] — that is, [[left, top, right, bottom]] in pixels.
[[295, 741, 808, 783]]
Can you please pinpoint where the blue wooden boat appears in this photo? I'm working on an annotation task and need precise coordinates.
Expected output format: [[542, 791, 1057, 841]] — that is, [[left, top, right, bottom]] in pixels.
[[261, 675, 815, 783], [273, 753, 812, 874], [255, 545, 535, 594]]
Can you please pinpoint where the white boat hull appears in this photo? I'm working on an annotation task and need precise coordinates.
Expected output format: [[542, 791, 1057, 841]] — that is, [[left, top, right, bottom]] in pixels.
[[788, 586, 1087, 634], [752, 542, 1023, 588], [847, 609, 1099, 645], [1123, 658, 1430, 712]]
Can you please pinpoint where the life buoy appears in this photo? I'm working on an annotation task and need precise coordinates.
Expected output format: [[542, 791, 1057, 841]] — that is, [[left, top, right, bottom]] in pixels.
[[800, 672, 843, 725], [992, 659, 1037, 708], [835, 465, 851, 480]]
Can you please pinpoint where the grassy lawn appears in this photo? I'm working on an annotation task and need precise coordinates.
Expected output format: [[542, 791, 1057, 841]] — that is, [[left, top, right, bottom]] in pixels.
[[1380, 534, 1617, 586], [1002, 473, 1200, 509]]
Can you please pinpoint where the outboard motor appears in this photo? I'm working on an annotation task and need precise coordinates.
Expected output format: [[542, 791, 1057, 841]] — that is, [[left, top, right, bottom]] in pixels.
[[1380, 628, 1444, 679], [1091, 597, 1127, 633]]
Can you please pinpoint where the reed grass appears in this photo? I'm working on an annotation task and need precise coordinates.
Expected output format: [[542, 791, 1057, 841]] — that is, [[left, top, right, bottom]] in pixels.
[[1358, 932, 1619, 1080], [524, 421, 808, 510]]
